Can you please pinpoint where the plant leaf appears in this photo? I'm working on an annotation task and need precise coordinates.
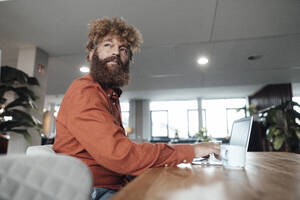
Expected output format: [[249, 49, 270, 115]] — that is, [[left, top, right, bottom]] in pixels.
[[27, 77, 40, 86], [273, 135, 285, 150], [0, 85, 13, 97], [269, 126, 281, 136], [296, 129, 300, 141], [5, 97, 38, 110], [0, 66, 40, 86], [291, 101, 300, 108], [13, 87, 38, 101], [0, 66, 28, 84], [291, 109, 300, 120], [1, 109, 40, 126], [5, 97, 29, 109], [0, 121, 28, 131], [0, 97, 6, 104]]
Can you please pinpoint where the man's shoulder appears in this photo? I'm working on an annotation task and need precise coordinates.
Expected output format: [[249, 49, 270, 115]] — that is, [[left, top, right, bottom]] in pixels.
[[68, 74, 101, 92], [61, 74, 105, 103], [72, 74, 95, 87]]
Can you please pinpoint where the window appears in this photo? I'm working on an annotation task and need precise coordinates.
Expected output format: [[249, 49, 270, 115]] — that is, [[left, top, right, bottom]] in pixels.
[[187, 109, 207, 137], [226, 108, 246, 136], [120, 102, 129, 128], [151, 110, 168, 137], [202, 98, 246, 138], [292, 97, 300, 113], [53, 104, 60, 117], [187, 109, 198, 137], [121, 111, 129, 128], [150, 100, 198, 138], [292, 97, 300, 125]]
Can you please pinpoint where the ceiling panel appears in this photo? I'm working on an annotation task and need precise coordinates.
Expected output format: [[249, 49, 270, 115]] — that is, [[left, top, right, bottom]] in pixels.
[[213, 0, 300, 41], [116, 0, 217, 45], [211, 34, 300, 71], [0, 0, 217, 56]]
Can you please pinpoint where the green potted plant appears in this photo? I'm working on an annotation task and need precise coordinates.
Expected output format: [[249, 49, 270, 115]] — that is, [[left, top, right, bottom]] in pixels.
[[260, 100, 300, 153], [194, 128, 213, 142], [0, 66, 42, 153]]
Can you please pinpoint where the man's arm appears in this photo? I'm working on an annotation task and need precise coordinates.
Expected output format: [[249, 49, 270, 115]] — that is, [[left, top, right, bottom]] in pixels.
[[63, 81, 219, 175]]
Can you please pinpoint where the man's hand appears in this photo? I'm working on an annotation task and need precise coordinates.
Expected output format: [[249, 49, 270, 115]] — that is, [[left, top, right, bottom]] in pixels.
[[192, 142, 220, 159]]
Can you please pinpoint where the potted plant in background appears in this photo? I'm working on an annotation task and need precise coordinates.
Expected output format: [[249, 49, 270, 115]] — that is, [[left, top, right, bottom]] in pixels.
[[194, 128, 213, 142], [259, 100, 300, 153], [0, 66, 42, 154]]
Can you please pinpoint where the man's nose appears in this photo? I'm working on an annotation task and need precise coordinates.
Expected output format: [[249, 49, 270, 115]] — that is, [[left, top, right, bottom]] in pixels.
[[111, 45, 120, 56]]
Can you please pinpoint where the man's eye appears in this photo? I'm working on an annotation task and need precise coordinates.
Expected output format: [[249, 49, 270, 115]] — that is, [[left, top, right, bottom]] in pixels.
[[120, 48, 128, 54], [104, 43, 111, 47]]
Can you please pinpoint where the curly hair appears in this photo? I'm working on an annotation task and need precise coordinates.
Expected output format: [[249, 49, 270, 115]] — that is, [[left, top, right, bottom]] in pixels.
[[86, 17, 143, 61]]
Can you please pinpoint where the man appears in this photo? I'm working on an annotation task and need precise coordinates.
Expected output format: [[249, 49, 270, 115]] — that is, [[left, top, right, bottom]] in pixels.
[[53, 17, 220, 200]]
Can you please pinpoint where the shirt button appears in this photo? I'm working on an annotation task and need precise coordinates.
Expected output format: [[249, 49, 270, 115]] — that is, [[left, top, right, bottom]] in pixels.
[[113, 102, 116, 105], [164, 164, 168, 167], [183, 160, 187, 163], [108, 94, 111, 97]]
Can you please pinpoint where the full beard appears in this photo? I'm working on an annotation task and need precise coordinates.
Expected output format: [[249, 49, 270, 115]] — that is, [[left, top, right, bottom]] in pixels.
[[90, 54, 130, 89]]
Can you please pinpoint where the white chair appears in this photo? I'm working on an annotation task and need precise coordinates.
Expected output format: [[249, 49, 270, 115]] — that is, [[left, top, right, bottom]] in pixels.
[[0, 154, 93, 200], [26, 144, 55, 155]]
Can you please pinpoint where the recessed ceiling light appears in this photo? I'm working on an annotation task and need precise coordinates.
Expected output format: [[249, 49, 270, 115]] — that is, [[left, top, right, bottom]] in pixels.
[[80, 66, 90, 73], [248, 55, 263, 61], [197, 57, 209, 65], [151, 74, 183, 78]]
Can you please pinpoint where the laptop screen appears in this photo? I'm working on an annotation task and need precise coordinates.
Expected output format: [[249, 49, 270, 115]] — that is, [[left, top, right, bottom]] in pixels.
[[229, 117, 253, 150]]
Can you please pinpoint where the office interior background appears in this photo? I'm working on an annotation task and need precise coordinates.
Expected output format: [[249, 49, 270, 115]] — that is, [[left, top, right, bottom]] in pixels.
[[0, 0, 300, 153]]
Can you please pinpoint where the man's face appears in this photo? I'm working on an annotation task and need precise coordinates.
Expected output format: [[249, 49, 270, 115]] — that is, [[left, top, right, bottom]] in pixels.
[[97, 34, 130, 69], [89, 34, 131, 88]]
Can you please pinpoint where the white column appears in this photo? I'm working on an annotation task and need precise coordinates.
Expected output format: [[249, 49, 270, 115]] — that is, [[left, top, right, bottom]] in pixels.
[[135, 100, 143, 142], [129, 99, 150, 143], [197, 97, 203, 130], [7, 46, 49, 154], [17, 46, 36, 76], [142, 100, 150, 141], [128, 100, 136, 140]]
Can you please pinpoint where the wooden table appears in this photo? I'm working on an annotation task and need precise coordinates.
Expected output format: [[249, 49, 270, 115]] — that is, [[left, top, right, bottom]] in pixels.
[[111, 152, 300, 200]]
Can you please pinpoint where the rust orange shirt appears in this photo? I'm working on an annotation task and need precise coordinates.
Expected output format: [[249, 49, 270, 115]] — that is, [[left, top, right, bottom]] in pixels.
[[53, 74, 194, 190]]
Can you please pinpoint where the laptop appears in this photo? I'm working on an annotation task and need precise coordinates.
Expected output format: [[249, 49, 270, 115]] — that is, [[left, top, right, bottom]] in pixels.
[[192, 116, 253, 165]]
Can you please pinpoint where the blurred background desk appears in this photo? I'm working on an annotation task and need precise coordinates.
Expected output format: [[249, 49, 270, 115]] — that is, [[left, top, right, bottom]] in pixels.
[[111, 152, 300, 200]]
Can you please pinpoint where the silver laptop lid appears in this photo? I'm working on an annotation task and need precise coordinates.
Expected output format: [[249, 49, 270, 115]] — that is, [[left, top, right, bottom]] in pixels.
[[229, 116, 253, 151]]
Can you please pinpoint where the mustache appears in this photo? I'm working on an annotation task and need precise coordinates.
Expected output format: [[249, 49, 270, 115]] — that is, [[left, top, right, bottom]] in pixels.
[[99, 55, 122, 65]]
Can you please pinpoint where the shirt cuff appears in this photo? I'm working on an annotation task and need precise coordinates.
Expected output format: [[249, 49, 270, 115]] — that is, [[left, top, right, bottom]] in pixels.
[[171, 144, 195, 164]]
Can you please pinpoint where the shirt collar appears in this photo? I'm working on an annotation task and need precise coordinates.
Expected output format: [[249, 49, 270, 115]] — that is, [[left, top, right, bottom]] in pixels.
[[104, 88, 122, 100]]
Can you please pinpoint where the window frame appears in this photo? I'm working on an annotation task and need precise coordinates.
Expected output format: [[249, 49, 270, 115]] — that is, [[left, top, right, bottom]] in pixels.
[[150, 110, 169, 138]]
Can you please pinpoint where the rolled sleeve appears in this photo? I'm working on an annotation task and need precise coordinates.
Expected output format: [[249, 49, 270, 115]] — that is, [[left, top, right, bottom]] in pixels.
[[172, 144, 195, 163]]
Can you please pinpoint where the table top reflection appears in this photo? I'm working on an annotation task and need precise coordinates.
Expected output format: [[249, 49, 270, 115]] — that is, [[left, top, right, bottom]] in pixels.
[[111, 152, 300, 200]]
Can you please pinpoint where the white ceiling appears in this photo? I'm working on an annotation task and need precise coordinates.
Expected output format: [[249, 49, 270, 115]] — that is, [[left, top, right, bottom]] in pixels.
[[1, 0, 300, 101]]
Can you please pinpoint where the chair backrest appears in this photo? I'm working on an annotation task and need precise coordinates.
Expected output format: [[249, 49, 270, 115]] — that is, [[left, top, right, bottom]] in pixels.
[[26, 145, 55, 155], [0, 154, 93, 200]]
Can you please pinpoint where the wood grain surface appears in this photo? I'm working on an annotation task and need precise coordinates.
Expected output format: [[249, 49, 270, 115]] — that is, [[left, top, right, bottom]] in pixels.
[[111, 152, 300, 200]]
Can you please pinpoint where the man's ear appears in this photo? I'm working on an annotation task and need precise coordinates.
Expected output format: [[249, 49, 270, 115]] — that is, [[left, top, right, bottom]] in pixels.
[[88, 50, 95, 61]]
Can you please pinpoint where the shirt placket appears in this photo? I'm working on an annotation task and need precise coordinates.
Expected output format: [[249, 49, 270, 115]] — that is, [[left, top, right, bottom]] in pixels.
[[107, 90, 123, 128]]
